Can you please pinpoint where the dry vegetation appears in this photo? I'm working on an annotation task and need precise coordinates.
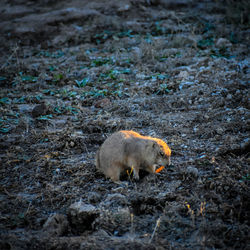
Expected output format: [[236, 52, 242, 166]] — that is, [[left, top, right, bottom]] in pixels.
[[0, 0, 249, 249]]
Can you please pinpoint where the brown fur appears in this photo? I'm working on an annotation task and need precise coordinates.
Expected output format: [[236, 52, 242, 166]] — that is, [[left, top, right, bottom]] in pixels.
[[95, 130, 171, 182]]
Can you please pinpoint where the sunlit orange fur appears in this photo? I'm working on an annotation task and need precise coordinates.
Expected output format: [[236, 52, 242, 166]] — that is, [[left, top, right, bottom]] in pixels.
[[121, 130, 171, 157]]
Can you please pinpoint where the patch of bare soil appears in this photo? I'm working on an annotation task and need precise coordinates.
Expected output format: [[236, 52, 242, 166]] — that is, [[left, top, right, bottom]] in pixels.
[[0, 0, 249, 249]]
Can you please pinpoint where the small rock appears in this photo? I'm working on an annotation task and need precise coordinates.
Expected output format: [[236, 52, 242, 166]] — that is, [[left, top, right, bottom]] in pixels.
[[94, 98, 111, 108], [179, 81, 194, 90], [104, 193, 128, 207], [135, 73, 147, 80], [68, 201, 99, 233], [117, 4, 130, 12], [132, 47, 142, 58], [215, 147, 221, 153], [32, 103, 48, 118], [226, 94, 233, 100], [18, 104, 33, 114], [186, 166, 199, 177], [216, 127, 224, 135], [112, 207, 130, 224], [197, 178, 203, 184], [238, 108, 245, 115], [178, 71, 189, 80], [88, 192, 102, 204], [43, 213, 68, 236], [193, 127, 198, 133], [216, 38, 232, 48]]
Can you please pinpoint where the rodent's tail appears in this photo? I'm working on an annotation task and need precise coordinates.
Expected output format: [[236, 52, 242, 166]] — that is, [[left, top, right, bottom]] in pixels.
[[95, 149, 101, 169]]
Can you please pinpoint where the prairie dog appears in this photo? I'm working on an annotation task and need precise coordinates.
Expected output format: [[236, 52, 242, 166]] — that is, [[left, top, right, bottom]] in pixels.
[[96, 130, 171, 182]]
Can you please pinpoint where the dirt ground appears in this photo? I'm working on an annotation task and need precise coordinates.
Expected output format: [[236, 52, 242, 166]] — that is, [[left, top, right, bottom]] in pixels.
[[0, 0, 249, 249]]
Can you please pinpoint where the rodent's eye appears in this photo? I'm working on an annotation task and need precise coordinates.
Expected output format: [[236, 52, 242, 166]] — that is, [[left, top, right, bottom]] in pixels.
[[159, 151, 165, 157]]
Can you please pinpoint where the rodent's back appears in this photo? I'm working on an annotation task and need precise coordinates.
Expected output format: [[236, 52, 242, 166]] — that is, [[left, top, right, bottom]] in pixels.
[[98, 131, 126, 169]]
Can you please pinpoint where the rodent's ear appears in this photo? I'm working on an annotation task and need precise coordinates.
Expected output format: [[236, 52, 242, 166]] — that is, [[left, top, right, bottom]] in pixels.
[[152, 141, 157, 148], [146, 141, 156, 150]]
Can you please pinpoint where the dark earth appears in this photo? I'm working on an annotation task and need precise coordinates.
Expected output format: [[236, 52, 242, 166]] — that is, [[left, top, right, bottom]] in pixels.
[[0, 0, 249, 249]]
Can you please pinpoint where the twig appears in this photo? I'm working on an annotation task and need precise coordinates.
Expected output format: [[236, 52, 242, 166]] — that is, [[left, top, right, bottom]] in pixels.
[[4, 188, 16, 198], [149, 217, 161, 244], [130, 213, 134, 234], [0, 44, 19, 70]]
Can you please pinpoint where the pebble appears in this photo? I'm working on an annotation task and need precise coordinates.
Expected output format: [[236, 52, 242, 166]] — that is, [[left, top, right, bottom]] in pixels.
[[216, 127, 224, 135], [105, 193, 127, 206], [215, 38, 232, 48], [178, 71, 189, 79], [32, 103, 48, 118], [94, 98, 111, 108], [179, 81, 194, 90], [226, 94, 233, 100], [43, 213, 68, 236], [68, 201, 99, 232], [88, 192, 102, 204], [186, 166, 199, 177], [117, 4, 130, 12]]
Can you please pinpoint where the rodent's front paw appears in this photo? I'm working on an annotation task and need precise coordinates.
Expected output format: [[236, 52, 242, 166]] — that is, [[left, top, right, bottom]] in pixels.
[[133, 173, 139, 181]]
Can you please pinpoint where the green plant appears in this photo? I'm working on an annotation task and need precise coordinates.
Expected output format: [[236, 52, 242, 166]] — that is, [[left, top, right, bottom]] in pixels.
[[91, 57, 113, 67], [0, 76, 7, 82], [152, 21, 165, 36], [0, 97, 10, 105], [18, 72, 38, 82], [48, 65, 56, 72], [43, 89, 56, 96], [94, 30, 113, 44], [202, 22, 215, 34], [53, 73, 64, 82], [197, 37, 214, 49], [75, 78, 89, 87], [37, 114, 53, 120], [12, 72, 38, 85], [0, 113, 19, 133], [152, 74, 169, 80], [156, 83, 170, 95], [83, 88, 108, 98], [210, 47, 231, 59], [61, 89, 77, 99], [37, 50, 65, 58], [0, 117, 11, 133], [117, 29, 134, 38]]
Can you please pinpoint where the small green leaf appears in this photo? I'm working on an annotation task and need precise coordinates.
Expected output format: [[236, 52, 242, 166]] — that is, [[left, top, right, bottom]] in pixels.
[[37, 114, 53, 120], [53, 73, 63, 82], [0, 76, 7, 81], [75, 78, 89, 87], [0, 126, 11, 133], [19, 72, 37, 82], [0, 97, 10, 105], [197, 37, 214, 49]]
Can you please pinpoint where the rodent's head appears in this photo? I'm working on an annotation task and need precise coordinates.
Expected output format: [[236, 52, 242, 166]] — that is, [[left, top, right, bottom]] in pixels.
[[145, 138, 171, 173]]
